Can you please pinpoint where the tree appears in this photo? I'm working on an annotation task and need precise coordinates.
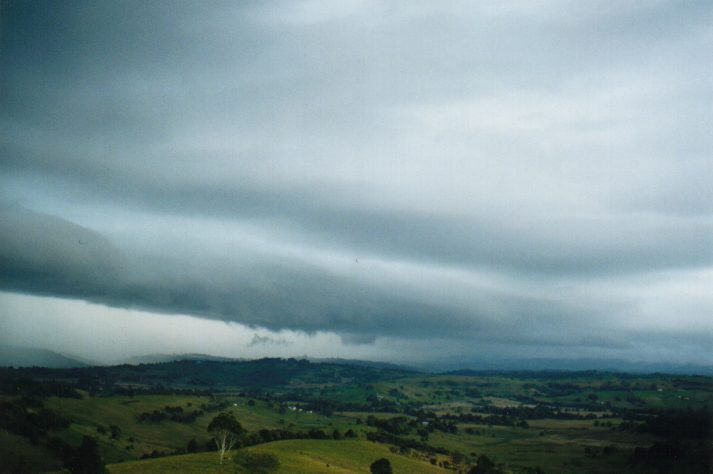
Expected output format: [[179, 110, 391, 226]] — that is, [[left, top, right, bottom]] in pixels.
[[207, 412, 244, 464], [370, 457, 393, 474], [452, 450, 465, 464], [66, 436, 107, 474], [469, 454, 498, 474], [186, 438, 199, 453], [109, 424, 121, 440]]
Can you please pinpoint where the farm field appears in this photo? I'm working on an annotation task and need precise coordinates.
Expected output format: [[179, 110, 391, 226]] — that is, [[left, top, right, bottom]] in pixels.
[[108, 439, 443, 474], [1, 358, 712, 473]]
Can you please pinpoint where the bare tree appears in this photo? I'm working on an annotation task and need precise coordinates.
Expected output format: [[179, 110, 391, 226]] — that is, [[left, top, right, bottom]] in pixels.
[[207, 412, 244, 464]]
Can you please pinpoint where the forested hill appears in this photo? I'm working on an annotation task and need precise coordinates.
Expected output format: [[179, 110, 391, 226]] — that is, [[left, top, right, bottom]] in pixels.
[[0, 344, 90, 369], [0, 357, 417, 391]]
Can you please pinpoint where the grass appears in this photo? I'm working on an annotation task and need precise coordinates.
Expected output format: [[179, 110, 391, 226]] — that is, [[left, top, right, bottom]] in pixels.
[[107, 451, 235, 473], [43, 394, 371, 465], [108, 439, 443, 473], [4, 369, 711, 473], [53, 381, 707, 472], [0, 430, 64, 473], [424, 419, 657, 474], [45, 394, 218, 462]]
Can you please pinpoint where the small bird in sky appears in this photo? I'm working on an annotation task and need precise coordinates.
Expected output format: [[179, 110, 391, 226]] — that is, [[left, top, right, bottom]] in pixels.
[[355, 257, 359, 264], [78, 239, 88, 245]]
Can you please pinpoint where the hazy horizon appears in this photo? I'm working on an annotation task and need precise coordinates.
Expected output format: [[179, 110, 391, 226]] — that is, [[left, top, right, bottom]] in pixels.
[[4, 338, 713, 376], [1, 1, 712, 369]]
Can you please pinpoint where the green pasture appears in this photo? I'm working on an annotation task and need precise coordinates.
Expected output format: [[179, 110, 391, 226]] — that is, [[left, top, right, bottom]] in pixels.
[[426, 419, 660, 474], [3, 366, 711, 473], [44, 394, 217, 462], [38, 393, 373, 465], [107, 439, 443, 474], [0, 431, 64, 473]]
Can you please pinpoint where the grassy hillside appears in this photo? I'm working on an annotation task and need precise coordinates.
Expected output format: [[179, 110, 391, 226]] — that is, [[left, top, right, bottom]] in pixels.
[[2, 359, 712, 473], [42, 394, 367, 464], [108, 439, 443, 473], [43, 394, 219, 463], [0, 430, 65, 473]]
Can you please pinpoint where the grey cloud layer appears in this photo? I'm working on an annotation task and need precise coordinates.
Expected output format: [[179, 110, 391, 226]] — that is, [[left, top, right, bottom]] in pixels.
[[0, 203, 598, 345], [4, 148, 712, 277], [1, 1, 712, 362]]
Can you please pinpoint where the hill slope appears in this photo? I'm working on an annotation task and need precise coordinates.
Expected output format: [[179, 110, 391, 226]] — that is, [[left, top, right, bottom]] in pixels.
[[0, 344, 90, 368], [108, 439, 442, 473]]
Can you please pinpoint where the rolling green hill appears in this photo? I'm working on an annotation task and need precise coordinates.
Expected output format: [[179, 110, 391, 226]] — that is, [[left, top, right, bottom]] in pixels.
[[2, 358, 712, 473], [108, 439, 443, 473]]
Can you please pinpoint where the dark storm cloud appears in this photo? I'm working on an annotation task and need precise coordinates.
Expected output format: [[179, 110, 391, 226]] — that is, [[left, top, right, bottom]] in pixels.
[[3, 147, 712, 277], [0, 203, 124, 297], [1, 203, 602, 346], [1, 1, 712, 362]]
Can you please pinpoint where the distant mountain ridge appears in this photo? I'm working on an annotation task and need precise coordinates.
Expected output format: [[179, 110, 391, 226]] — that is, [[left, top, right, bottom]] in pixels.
[[115, 353, 243, 365], [0, 345, 92, 368], [2, 346, 711, 376], [0, 357, 418, 390], [309, 357, 420, 372], [113, 353, 419, 372], [439, 358, 713, 376]]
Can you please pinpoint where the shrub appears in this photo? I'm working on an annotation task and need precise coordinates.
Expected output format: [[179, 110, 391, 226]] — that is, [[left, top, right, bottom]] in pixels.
[[370, 457, 392, 474], [234, 451, 280, 473]]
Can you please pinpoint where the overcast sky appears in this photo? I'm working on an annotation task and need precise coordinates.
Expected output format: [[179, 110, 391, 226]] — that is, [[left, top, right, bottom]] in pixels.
[[1, 0, 712, 368]]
